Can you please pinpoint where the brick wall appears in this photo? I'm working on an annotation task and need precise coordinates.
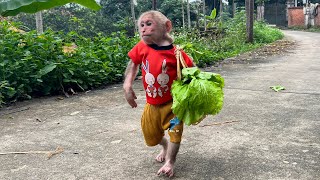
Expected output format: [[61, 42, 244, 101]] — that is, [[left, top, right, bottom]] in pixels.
[[288, 7, 304, 27], [315, 6, 320, 26], [288, 5, 320, 27]]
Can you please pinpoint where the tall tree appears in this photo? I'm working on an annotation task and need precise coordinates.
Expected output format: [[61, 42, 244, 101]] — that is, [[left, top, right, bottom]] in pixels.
[[35, 11, 43, 34], [187, 0, 191, 29], [152, 0, 157, 10], [220, 0, 223, 17], [232, 0, 235, 18], [131, 0, 137, 33], [256, 0, 266, 21], [100, 0, 132, 31], [245, 0, 254, 43], [203, 0, 206, 30], [182, 0, 185, 29]]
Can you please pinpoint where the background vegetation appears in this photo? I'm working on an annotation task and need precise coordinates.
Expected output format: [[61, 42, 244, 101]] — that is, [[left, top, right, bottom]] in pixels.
[[0, 0, 284, 106]]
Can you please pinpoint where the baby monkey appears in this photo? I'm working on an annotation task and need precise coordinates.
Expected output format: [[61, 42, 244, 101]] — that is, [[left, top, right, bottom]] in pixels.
[[123, 10, 194, 177]]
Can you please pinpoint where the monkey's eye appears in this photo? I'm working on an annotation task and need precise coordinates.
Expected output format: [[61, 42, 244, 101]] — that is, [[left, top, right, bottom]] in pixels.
[[140, 24, 144, 27], [146, 21, 152, 26]]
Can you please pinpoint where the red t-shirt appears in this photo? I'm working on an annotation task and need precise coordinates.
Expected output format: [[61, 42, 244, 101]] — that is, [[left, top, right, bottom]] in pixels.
[[128, 40, 194, 105]]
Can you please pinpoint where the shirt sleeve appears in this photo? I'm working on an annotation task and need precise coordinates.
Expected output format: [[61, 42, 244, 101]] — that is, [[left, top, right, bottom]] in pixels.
[[128, 41, 143, 64]]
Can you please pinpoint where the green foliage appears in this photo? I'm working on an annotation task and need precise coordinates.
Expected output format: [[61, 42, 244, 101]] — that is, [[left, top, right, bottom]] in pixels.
[[10, 5, 122, 38], [9, 0, 200, 37], [175, 32, 225, 67], [175, 10, 283, 67], [0, 9, 284, 106], [0, 20, 139, 105], [205, 8, 217, 28], [0, 81, 16, 106], [253, 21, 284, 43], [158, 0, 189, 27], [0, 0, 101, 16]]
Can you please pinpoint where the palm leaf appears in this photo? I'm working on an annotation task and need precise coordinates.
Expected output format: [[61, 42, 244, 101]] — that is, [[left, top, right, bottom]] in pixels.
[[0, 0, 101, 16]]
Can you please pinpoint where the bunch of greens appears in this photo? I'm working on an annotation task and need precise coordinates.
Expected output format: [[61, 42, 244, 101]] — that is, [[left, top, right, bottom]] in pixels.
[[171, 67, 224, 125]]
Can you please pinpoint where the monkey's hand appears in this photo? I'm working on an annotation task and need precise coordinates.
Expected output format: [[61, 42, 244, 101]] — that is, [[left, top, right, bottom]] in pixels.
[[124, 86, 137, 108], [123, 60, 139, 108]]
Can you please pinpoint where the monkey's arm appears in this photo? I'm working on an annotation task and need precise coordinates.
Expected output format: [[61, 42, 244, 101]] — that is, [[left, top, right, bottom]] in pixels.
[[123, 61, 139, 108]]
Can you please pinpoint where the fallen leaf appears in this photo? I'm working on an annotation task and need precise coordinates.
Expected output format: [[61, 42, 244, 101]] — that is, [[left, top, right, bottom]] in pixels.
[[56, 97, 64, 100], [111, 139, 122, 144], [270, 85, 285, 92], [70, 111, 80, 116], [10, 165, 27, 173]]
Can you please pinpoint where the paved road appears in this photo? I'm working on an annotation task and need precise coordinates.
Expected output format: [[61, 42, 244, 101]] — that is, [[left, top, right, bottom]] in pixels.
[[0, 30, 319, 180]]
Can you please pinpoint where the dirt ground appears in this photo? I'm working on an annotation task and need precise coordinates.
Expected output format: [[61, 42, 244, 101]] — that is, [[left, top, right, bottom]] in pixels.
[[219, 38, 296, 65]]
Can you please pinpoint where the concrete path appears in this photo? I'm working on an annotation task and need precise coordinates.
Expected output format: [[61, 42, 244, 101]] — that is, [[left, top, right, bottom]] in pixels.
[[0, 30, 319, 180]]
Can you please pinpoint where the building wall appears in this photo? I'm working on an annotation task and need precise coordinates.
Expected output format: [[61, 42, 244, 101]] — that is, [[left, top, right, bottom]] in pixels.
[[288, 5, 320, 27], [315, 6, 320, 26], [288, 7, 304, 27]]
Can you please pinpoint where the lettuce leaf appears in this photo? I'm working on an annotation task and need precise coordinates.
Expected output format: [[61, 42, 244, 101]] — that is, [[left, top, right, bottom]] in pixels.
[[171, 67, 224, 125]]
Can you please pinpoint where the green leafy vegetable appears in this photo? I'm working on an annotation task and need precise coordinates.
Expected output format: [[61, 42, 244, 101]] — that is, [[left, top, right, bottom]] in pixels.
[[171, 67, 224, 126], [270, 85, 285, 92]]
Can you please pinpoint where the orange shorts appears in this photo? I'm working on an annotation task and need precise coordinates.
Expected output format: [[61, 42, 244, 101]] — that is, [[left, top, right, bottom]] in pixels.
[[141, 101, 183, 146]]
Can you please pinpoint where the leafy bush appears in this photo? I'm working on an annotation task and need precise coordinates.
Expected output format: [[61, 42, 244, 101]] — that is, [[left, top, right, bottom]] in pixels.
[[0, 9, 284, 106], [254, 21, 284, 43], [175, 10, 283, 67], [0, 20, 138, 106]]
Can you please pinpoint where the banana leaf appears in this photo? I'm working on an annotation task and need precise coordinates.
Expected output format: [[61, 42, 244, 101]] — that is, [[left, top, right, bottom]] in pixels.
[[0, 0, 101, 17]]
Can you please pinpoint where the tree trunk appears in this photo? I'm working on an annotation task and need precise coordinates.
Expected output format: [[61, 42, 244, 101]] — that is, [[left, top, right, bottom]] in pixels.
[[203, 0, 206, 30], [130, 0, 137, 34], [257, 2, 265, 21], [196, 2, 200, 28], [232, 0, 236, 18], [220, 0, 223, 21], [152, 0, 157, 10], [182, 0, 185, 29], [35, 11, 43, 34], [187, 0, 191, 29], [245, 0, 254, 43]]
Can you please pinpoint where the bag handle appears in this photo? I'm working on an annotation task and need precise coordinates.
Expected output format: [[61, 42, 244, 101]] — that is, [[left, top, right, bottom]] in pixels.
[[175, 46, 188, 81]]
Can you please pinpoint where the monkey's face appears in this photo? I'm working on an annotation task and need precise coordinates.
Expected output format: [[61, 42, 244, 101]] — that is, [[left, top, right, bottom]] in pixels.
[[139, 15, 163, 44]]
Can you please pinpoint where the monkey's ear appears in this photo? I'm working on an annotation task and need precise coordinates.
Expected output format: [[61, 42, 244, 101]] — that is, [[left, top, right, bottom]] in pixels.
[[165, 20, 172, 33]]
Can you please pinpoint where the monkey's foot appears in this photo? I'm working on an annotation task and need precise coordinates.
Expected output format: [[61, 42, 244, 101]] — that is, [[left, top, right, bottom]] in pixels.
[[155, 149, 166, 163], [157, 162, 174, 178]]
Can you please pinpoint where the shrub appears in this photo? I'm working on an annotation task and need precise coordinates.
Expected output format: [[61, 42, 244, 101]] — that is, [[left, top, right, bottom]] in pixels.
[[0, 11, 284, 106], [0, 20, 138, 106]]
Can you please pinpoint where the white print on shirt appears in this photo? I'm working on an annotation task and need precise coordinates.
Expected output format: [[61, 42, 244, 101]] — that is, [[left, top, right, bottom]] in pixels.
[[142, 60, 157, 98], [157, 59, 169, 97]]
